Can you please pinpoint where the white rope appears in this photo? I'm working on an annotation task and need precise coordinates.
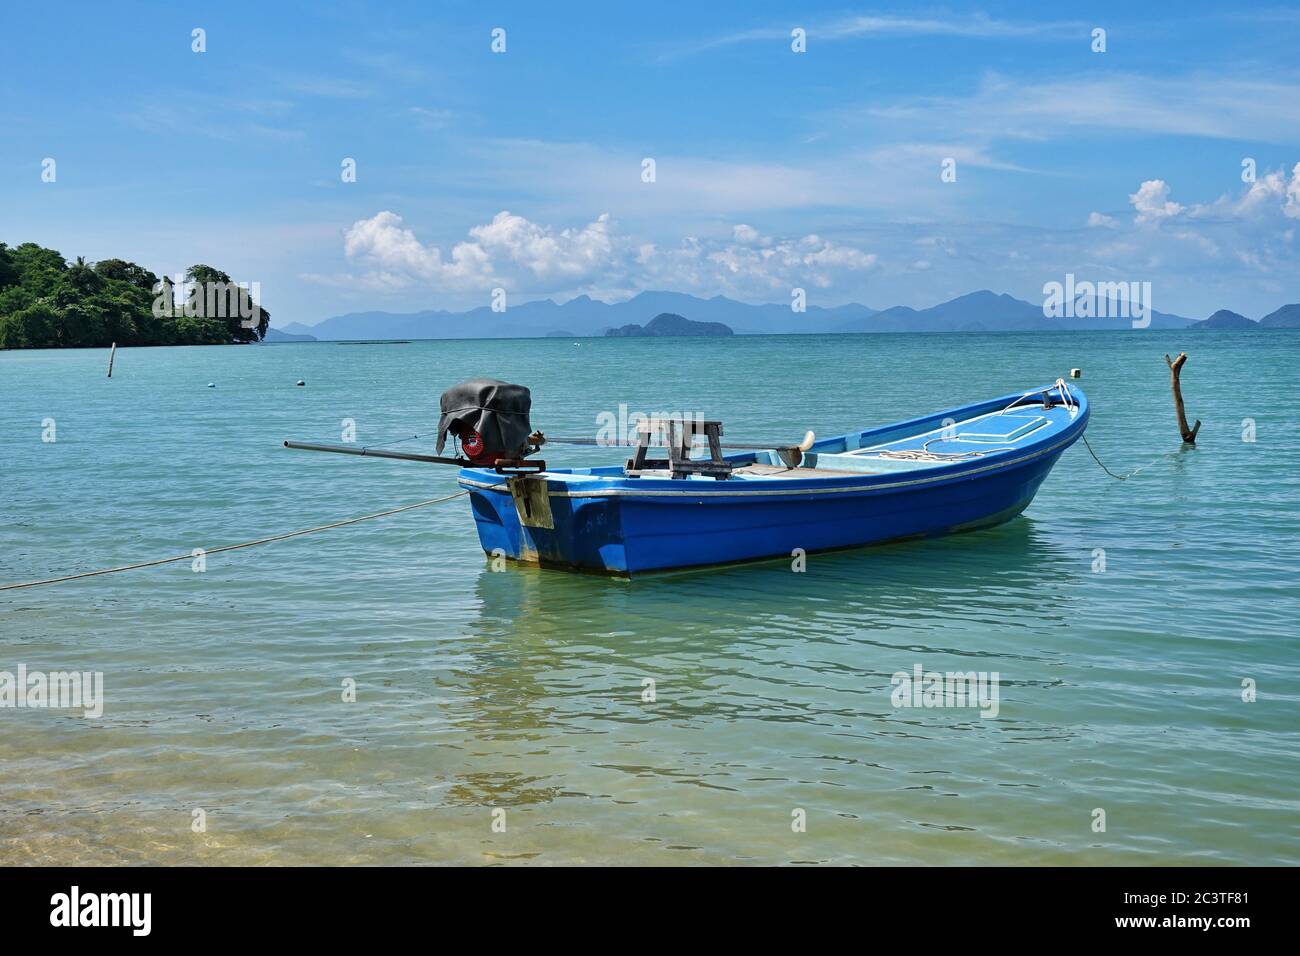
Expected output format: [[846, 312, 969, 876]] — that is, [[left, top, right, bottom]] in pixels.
[[994, 379, 1073, 418], [1053, 377, 1078, 417], [0, 490, 471, 592], [993, 386, 1045, 416], [877, 440, 1016, 462]]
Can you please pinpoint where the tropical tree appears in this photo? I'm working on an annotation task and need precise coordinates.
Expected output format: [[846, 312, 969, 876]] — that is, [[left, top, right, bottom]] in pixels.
[[94, 257, 158, 291], [0, 243, 19, 288], [0, 243, 267, 349], [0, 303, 58, 349], [185, 263, 267, 342]]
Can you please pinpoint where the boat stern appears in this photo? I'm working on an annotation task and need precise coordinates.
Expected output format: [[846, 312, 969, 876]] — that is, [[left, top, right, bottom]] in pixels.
[[460, 471, 631, 574]]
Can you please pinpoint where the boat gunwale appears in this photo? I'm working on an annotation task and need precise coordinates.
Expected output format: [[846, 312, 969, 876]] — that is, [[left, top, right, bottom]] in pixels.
[[458, 383, 1088, 500]]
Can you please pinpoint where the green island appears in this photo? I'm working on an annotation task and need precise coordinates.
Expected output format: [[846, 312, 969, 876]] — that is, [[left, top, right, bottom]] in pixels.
[[0, 242, 269, 349]]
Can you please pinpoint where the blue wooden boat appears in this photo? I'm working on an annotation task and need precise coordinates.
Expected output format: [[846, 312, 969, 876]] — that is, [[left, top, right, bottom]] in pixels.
[[457, 380, 1088, 575]]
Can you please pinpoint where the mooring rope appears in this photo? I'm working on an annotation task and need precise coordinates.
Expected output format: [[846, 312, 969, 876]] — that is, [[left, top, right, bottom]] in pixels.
[[358, 432, 424, 451], [0, 490, 471, 593], [1081, 434, 1157, 481]]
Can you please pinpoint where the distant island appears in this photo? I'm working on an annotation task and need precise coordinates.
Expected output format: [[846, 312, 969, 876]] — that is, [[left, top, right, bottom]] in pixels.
[[0, 241, 269, 350], [1189, 305, 1300, 330], [604, 312, 733, 337], [1261, 304, 1300, 328], [1191, 310, 1256, 330], [264, 327, 317, 342]]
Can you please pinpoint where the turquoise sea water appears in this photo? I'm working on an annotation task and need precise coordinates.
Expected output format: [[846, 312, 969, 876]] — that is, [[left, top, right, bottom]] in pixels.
[[2, 330, 1298, 865]]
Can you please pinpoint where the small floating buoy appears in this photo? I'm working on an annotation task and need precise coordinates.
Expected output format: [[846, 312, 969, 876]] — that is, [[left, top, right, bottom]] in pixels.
[[206, 382, 215, 388], [296, 380, 305, 386], [1069, 368, 1082, 379]]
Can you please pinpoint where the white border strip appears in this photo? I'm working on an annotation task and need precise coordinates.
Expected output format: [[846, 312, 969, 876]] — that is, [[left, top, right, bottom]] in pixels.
[[459, 426, 1085, 500]]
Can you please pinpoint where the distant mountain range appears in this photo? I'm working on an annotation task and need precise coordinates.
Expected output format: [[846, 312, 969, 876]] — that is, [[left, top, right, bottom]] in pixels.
[[280, 290, 874, 339], [831, 290, 1189, 332], [274, 289, 1300, 340]]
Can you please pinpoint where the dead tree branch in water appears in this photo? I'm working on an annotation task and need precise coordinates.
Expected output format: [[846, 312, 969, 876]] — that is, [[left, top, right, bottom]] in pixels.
[[1164, 352, 1201, 444]]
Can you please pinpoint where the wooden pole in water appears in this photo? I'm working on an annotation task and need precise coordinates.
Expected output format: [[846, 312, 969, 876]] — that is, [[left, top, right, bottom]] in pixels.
[[106, 342, 117, 378], [1164, 352, 1201, 444]]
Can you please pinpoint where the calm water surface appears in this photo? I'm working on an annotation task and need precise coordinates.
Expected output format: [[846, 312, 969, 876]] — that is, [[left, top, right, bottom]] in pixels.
[[1, 331, 1297, 864]]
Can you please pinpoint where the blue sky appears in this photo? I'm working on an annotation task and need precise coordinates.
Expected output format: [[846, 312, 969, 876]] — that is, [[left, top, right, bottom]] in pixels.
[[2, 1, 1299, 323]]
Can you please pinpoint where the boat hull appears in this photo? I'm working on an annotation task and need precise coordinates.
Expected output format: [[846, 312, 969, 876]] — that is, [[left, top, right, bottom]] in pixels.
[[460, 383, 1087, 575], [464, 447, 1063, 574]]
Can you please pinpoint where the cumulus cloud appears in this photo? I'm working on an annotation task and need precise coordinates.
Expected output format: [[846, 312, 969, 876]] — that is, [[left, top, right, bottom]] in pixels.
[[1234, 162, 1300, 220], [1129, 180, 1184, 224], [343, 211, 493, 288], [1185, 163, 1300, 221], [467, 212, 613, 281], [1073, 169, 1300, 288], [339, 210, 877, 298], [698, 228, 877, 290]]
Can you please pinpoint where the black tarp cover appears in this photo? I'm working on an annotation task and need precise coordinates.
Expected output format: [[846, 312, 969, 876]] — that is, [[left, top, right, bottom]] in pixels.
[[436, 379, 533, 455]]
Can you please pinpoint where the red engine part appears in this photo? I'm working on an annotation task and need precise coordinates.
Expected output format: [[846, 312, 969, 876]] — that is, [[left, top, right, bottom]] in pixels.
[[459, 428, 503, 466]]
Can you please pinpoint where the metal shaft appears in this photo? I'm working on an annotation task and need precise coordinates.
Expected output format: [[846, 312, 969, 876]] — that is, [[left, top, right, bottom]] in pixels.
[[284, 440, 466, 466]]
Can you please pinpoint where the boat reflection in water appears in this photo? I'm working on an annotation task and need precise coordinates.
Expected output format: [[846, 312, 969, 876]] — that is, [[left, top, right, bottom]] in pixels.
[[429, 515, 1090, 861], [455, 514, 1082, 734]]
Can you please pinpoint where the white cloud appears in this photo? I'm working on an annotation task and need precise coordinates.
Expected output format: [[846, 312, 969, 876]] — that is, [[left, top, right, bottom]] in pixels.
[[860, 73, 1300, 145], [467, 211, 614, 281], [343, 210, 616, 291], [1087, 212, 1118, 228], [339, 210, 877, 299], [664, 13, 1083, 59], [1071, 170, 1300, 290], [343, 211, 494, 288], [1155, 164, 1300, 227], [456, 137, 979, 221], [823, 14, 1082, 40], [699, 229, 877, 290], [1130, 180, 1183, 224], [1284, 162, 1300, 219]]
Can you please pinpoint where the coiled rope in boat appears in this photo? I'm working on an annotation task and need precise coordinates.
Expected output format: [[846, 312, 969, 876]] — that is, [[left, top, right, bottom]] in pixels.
[[0, 490, 471, 593]]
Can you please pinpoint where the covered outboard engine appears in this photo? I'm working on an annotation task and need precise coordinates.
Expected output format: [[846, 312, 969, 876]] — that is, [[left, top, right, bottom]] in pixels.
[[437, 379, 534, 466]]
